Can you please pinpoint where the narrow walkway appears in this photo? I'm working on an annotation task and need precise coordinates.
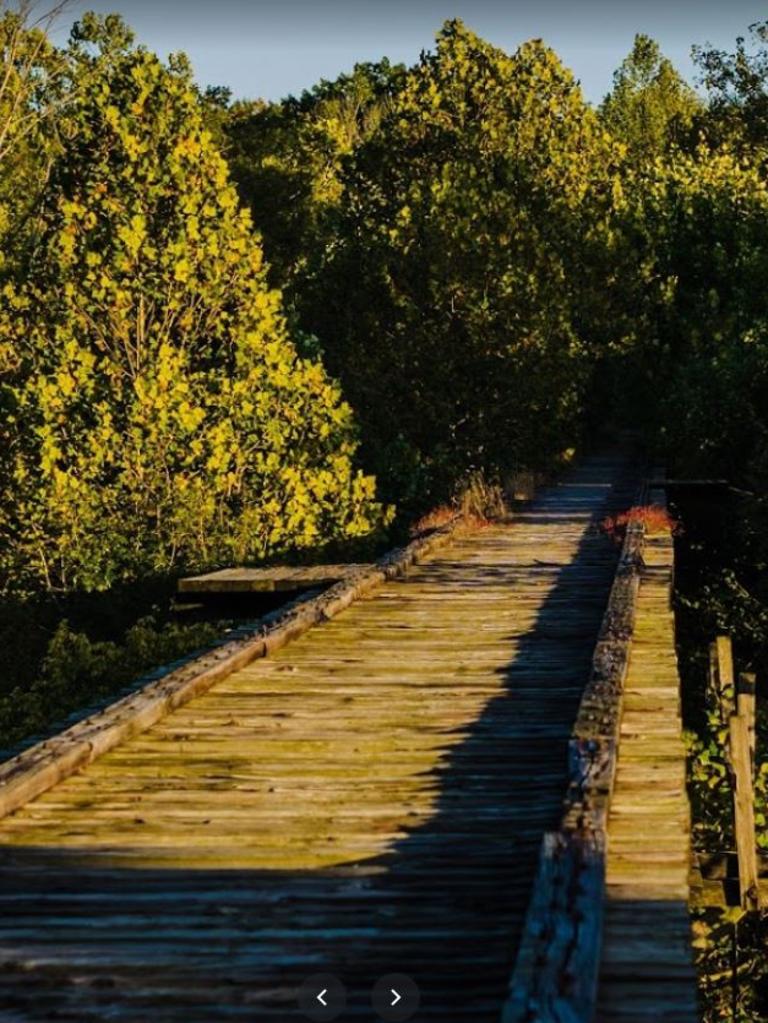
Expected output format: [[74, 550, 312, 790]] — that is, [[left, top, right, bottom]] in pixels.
[[0, 455, 632, 1022], [598, 505, 698, 1022]]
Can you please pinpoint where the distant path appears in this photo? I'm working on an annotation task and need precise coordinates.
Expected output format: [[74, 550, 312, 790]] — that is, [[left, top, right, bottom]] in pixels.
[[0, 453, 634, 1022]]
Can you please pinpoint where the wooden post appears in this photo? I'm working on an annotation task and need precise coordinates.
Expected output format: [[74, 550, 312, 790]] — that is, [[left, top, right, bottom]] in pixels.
[[729, 712, 760, 910], [707, 641, 720, 720], [737, 672, 757, 768], [716, 636, 735, 721]]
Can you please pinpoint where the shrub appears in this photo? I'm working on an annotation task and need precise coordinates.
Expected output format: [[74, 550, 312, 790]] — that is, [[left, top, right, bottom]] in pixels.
[[0, 15, 388, 596], [0, 615, 223, 749], [600, 503, 681, 543]]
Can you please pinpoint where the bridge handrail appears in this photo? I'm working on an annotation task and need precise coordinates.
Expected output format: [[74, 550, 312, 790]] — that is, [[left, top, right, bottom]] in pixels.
[[502, 476, 651, 1023]]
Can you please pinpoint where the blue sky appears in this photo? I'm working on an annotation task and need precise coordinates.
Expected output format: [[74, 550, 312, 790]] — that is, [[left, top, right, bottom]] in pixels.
[[61, 0, 768, 103]]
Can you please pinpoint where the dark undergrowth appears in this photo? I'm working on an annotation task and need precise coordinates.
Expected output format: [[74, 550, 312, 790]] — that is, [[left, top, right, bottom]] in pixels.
[[0, 572, 326, 756], [672, 484, 768, 1021], [0, 517, 402, 756], [0, 579, 225, 754]]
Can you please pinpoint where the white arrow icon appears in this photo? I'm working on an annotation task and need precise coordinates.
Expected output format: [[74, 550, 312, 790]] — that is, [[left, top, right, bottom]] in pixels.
[[390, 988, 401, 1006], [317, 988, 328, 1007]]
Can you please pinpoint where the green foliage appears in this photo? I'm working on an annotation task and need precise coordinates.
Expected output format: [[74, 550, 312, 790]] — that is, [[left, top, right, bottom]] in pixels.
[[692, 905, 768, 1021], [301, 20, 625, 507], [694, 21, 768, 153], [600, 34, 700, 163], [683, 631, 768, 1021], [617, 146, 768, 469], [222, 59, 405, 288], [674, 489, 768, 1022], [0, 615, 223, 749], [0, 4, 69, 273], [0, 15, 387, 594]]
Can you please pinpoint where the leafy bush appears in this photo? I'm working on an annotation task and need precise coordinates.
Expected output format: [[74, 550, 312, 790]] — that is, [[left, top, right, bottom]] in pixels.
[[0, 615, 223, 749], [0, 14, 387, 596], [600, 504, 681, 543]]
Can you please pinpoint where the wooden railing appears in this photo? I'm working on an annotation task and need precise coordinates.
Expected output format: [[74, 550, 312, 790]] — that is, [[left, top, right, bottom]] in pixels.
[[502, 485, 647, 1023], [708, 635, 764, 911]]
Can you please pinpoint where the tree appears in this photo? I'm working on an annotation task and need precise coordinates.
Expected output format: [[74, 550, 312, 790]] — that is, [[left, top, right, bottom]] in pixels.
[[0, 1, 71, 274], [301, 20, 625, 507], [694, 21, 768, 152], [222, 59, 406, 289], [0, 14, 386, 594], [618, 144, 768, 476], [0, 0, 69, 161], [600, 34, 700, 162]]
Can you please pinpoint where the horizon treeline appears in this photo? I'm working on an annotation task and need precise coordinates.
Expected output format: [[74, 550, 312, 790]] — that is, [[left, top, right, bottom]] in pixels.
[[2, 7, 768, 598]]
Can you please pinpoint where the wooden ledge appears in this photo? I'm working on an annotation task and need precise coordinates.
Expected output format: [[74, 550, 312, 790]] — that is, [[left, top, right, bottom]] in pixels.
[[178, 564, 371, 594]]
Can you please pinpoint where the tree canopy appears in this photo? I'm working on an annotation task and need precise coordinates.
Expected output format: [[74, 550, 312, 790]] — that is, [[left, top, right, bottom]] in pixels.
[[294, 21, 625, 507], [694, 20, 768, 152], [222, 59, 406, 289], [0, 13, 386, 594], [600, 34, 700, 162], [3, 7, 768, 586]]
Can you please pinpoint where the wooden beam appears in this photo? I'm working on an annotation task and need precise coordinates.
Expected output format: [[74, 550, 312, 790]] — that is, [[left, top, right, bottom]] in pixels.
[[647, 479, 758, 499], [729, 712, 761, 911], [715, 636, 736, 721], [503, 830, 605, 1023], [737, 672, 757, 767], [647, 478, 729, 488], [707, 642, 721, 723], [567, 511, 645, 829]]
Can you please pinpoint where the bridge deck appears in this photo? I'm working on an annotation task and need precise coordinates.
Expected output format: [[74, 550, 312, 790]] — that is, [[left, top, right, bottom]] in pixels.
[[0, 456, 631, 1022], [598, 507, 698, 1022]]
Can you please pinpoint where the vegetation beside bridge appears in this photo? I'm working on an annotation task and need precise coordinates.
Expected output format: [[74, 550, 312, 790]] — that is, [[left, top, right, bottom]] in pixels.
[[3, 6, 768, 1013]]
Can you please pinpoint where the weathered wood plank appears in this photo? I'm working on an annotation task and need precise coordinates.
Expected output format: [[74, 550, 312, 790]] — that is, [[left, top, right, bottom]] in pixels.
[[0, 454, 632, 1020], [0, 515, 466, 821], [598, 478, 697, 1023], [715, 635, 736, 722], [729, 712, 761, 910], [503, 830, 604, 1023], [737, 671, 757, 768], [178, 564, 371, 593]]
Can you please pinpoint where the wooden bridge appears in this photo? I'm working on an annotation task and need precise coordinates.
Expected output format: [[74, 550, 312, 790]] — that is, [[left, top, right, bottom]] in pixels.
[[0, 453, 698, 1022]]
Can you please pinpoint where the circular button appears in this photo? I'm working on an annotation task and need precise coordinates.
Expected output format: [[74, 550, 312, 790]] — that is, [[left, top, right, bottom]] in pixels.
[[297, 973, 347, 1022], [371, 972, 420, 1022]]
